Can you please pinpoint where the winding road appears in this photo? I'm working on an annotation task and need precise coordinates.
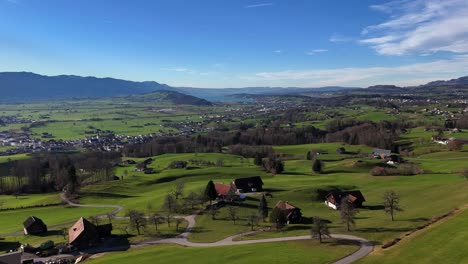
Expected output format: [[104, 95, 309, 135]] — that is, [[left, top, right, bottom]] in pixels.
[[23, 194, 374, 263]]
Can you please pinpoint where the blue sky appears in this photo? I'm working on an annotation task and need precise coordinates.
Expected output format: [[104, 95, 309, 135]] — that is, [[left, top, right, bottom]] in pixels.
[[1, 0, 468, 88]]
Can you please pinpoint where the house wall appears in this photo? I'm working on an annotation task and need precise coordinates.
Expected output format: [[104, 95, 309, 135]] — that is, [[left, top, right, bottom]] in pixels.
[[325, 200, 337, 210]]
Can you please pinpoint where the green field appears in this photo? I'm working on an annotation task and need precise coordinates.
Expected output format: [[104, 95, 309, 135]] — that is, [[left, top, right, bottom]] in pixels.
[[360, 207, 468, 264], [87, 240, 359, 264], [0, 205, 111, 234]]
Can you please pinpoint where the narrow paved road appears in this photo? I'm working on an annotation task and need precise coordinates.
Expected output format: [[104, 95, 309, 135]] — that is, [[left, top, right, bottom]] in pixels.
[[29, 194, 374, 264]]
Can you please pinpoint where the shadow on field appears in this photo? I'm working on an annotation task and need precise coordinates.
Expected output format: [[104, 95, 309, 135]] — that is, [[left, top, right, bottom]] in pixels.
[[408, 217, 430, 222], [82, 192, 136, 199], [0, 240, 21, 252], [263, 188, 286, 193], [356, 227, 412, 233], [327, 239, 361, 246], [34, 230, 64, 237], [364, 205, 385, 210], [301, 217, 332, 224], [187, 227, 209, 234]]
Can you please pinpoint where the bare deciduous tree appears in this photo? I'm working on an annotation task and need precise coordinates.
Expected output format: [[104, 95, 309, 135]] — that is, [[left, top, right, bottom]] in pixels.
[[310, 217, 330, 243], [339, 198, 357, 232], [126, 209, 147, 235], [383, 190, 403, 221]]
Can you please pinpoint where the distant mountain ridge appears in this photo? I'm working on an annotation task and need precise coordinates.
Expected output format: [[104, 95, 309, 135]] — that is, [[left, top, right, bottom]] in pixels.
[[422, 76, 468, 87], [124, 90, 212, 106], [0, 72, 467, 101], [0, 72, 176, 99]]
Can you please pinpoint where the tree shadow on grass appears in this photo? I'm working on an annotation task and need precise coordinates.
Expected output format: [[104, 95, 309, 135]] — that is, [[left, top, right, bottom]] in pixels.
[[364, 205, 385, 210], [356, 227, 413, 233], [80, 192, 137, 199]]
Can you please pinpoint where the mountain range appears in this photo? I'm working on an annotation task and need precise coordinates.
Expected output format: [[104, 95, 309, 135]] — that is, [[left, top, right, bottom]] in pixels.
[[0, 72, 357, 102], [0, 72, 467, 102]]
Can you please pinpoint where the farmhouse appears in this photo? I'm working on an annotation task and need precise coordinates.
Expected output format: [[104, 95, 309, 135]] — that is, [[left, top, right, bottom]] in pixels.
[[23, 216, 47, 235], [275, 200, 302, 224], [232, 176, 263, 193], [325, 190, 366, 210], [372, 148, 391, 159], [69, 217, 113, 250]]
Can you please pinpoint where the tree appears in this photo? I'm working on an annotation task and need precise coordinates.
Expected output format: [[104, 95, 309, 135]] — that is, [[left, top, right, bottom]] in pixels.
[[460, 168, 468, 181], [204, 180, 218, 206], [184, 191, 199, 210], [106, 213, 114, 224], [448, 140, 463, 151], [175, 218, 184, 232], [209, 206, 219, 220], [126, 209, 147, 235], [162, 193, 177, 227], [247, 213, 259, 231], [89, 216, 100, 226], [227, 206, 238, 224], [254, 153, 263, 166], [262, 157, 284, 175], [61, 227, 68, 240], [339, 198, 357, 232], [383, 190, 403, 221], [173, 181, 185, 199], [269, 207, 287, 230], [216, 158, 224, 167], [312, 159, 323, 174], [258, 195, 268, 221], [150, 213, 162, 232], [310, 217, 330, 243], [66, 165, 79, 196]]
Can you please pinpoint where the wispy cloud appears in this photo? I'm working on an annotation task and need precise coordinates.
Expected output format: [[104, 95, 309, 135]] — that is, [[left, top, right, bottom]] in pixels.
[[329, 34, 354, 43], [306, 49, 328, 55], [4, 0, 23, 6], [161, 67, 212, 76], [361, 0, 468, 55], [274, 49, 282, 53], [245, 2, 274, 8], [161, 67, 189, 72], [250, 55, 468, 87]]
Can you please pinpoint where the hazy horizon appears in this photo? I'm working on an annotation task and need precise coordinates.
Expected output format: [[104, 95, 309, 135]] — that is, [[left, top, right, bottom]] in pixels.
[[1, 0, 468, 88]]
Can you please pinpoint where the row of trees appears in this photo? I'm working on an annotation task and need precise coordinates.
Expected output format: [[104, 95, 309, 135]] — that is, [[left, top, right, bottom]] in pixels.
[[0, 152, 121, 194], [123, 120, 404, 158]]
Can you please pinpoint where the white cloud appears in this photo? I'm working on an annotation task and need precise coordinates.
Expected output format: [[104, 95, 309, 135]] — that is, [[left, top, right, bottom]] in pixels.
[[329, 34, 354, 43], [245, 3, 274, 8], [274, 49, 282, 53], [361, 0, 468, 55], [306, 49, 328, 55], [161, 67, 189, 72], [251, 55, 468, 87]]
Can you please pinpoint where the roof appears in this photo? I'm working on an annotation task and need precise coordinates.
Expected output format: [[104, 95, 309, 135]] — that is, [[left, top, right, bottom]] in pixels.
[[233, 176, 263, 188], [68, 217, 98, 245], [326, 190, 366, 204], [373, 148, 391, 156], [215, 183, 231, 196], [23, 216, 45, 229], [275, 200, 299, 210]]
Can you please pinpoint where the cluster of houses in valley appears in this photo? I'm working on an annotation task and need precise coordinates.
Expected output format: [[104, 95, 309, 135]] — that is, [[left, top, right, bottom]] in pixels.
[[213, 176, 366, 224]]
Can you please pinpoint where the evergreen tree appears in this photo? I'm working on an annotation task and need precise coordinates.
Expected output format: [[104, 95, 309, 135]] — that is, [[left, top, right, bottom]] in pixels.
[[204, 180, 218, 206], [258, 194, 268, 221], [254, 153, 263, 166], [312, 159, 323, 174]]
